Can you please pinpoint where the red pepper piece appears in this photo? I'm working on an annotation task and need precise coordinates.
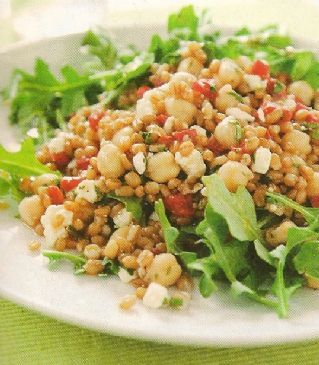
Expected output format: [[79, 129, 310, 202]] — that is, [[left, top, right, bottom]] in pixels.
[[47, 185, 64, 205], [164, 193, 194, 218]]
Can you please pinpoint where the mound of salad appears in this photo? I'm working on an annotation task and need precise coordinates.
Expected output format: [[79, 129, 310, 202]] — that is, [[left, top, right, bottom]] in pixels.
[[1, 6, 319, 316]]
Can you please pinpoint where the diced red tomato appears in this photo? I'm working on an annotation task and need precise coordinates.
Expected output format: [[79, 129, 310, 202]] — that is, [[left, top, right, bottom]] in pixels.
[[265, 129, 272, 140], [263, 102, 277, 115], [295, 102, 307, 112], [192, 80, 216, 100], [164, 193, 194, 218], [158, 135, 173, 146], [207, 136, 224, 155], [156, 114, 168, 126], [251, 60, 270, 79], [76, 156, 90, 170], [281, 109, 294, 123], [60, 177, 83, 192], [136, 86, 151, 98], [231, 139, 251, 154], [266, 78, 276, 94], [172, 129, 197, 142], [88, 111, 105, 131], [305, 114, 319, 123], [267, 78, 286, 98], [47, 186, 64, 205], [51, 152, 70, 168], [310, 196, 319, 208]]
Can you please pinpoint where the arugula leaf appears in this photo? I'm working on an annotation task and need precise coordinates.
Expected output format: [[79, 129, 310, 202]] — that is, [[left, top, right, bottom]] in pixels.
[[304, 61, 319, 89], [81, 30, 117, 69], [231, 281, 277, 309], [167, 5, 199, 40], [198, 204, 278, 309], [187, 255, 219, 297], [42, 251, 86, 273], [107, 193, 143, 222], [291, 51, 314, 81], [0, 138, 58, 178], [102, 257, 120, 275], [155, 199, 179, 253], [203, 174, 261, 242], [0, 170, 24, 202], [266, 191, 319, 224], [293, 241, 319, 280], [148, 35, 181, 65]]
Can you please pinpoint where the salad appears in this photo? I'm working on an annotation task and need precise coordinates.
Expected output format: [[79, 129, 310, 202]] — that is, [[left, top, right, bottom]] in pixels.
[[1, 5, 319, 316]]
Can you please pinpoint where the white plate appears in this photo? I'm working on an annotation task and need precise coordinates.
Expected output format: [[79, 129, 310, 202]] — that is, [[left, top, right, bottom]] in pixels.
[[1, 28, 319, 348]]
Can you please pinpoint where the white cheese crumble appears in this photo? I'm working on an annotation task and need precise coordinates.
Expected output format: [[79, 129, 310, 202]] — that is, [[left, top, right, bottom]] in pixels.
[[226, 107, 255, 122], [243, 74, 267, 91], [27, 128, 39, 139], [40, 205, 73, 248], [113, 208, 133, 228], [175, 149, 206, 178], [133, 152, 146, 175], [75, 180, 98, 203], [190, 125, 207, 136], [143, 282, 169, 309], [118, 267, 137, 283], [47, 132, 72, 154], [136, 97, 154, 119], [284, 98, 296, 111], [253, 147, 272, 174]]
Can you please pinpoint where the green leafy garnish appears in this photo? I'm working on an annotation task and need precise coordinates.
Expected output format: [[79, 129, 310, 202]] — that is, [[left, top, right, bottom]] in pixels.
[[227, 91, 244, 102], [42, 251, 86, 274], [0, 138, 56, 178], [107, 193, 143, 223], [0, 138, 59, 202], [167, 5, 199, 40], [81, 30, 117, 69], [155, 199, 179, 253], [266, 191, 319, 224], [203, 174, 261, 242]]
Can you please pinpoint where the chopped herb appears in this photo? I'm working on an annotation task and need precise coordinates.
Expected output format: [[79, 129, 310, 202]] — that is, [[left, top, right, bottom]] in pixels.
[[227, 91, 244, 102]]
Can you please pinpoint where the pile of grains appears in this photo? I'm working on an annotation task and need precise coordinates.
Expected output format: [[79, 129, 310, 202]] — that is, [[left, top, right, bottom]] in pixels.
[[18, 40, 319, 309]]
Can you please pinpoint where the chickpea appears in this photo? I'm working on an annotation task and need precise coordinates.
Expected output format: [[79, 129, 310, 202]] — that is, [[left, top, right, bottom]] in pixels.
[[18, 195, 45, 227], [217, 161, 253, 192], [265, 220, 296, 247], [97, 142, 125, 178], [83, 244, 101, 260], [288, 81, 314, 106], [215, 89, 240, 113], [31, 173, 58, 194], [164, 97, 197, 125], [145, 253, 182, 287], [218, 59, 242, 88], [147, 152, 180, 183], [307, 172, 319, 198], [282, 130, 311, 156], [177, 57, 202, 77], [214, 117, 238, 148], [112, 126, 134, 147], [170, 72, 197, 85]]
